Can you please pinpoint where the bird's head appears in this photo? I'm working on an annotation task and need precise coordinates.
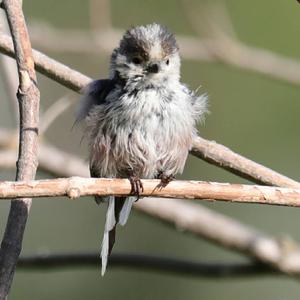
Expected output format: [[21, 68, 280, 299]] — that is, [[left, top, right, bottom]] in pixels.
[[110, 23, 180, 88]]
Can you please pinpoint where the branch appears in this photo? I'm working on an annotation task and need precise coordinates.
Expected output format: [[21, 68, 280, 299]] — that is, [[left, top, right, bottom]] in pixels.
[[0, 0, 40, 298], [0, 177, 300, 206], [17, 252, 276, 278], [192, 137, 300, 188], [0, 33, 90, 92]]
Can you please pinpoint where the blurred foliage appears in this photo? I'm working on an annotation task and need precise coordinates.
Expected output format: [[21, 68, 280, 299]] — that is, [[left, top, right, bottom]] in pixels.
[[1, 0, 300, 299]]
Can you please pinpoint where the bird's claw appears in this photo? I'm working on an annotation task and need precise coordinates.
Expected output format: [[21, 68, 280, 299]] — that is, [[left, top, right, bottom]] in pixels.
[[128, 175, 144, 200], [157, 172, 175, 189]]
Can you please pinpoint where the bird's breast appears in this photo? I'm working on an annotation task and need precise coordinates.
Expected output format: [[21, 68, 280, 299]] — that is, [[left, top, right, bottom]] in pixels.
[[117, 88, 194, 150]]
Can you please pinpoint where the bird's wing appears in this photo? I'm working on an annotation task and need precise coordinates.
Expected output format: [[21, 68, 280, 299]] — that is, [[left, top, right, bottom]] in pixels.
[[80, 79, 117, 204], [76, 79, 116, 122], [78, 78, 117, 197]]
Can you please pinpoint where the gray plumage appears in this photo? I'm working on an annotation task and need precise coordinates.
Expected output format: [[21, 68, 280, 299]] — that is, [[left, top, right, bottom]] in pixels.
[[78, 23, 208, 275]]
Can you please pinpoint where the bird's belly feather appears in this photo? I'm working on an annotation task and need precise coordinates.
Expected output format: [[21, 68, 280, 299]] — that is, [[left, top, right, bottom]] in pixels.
[[91, 89, 194, 178]]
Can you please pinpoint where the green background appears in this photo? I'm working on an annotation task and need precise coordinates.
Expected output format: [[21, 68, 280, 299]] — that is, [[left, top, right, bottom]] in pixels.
[[1, 0, 300, 299]]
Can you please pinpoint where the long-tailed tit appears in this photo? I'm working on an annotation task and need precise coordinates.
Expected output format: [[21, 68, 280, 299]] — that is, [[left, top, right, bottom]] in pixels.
[[77, 23, 207, 275]]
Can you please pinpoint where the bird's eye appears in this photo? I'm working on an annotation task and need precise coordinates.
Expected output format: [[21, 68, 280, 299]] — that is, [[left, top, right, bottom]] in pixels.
[[166, 59, 170, 65], [132, 57, 142, 64]]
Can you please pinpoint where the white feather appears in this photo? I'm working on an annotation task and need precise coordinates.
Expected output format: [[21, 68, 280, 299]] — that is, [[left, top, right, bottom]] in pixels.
[[101, 231, 109, 276], [119, 197, 136, 226], [105, 197, 116, 231], [100, 198, 116, 276]]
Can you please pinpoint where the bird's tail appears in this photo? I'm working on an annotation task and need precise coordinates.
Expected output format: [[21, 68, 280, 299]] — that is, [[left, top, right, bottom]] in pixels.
[[101, 196, 136, 276], [101, 197, 116, 276]]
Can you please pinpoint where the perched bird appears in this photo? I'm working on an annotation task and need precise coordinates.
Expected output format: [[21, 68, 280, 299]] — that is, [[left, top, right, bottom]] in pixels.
[[77, 23, 207, 275]]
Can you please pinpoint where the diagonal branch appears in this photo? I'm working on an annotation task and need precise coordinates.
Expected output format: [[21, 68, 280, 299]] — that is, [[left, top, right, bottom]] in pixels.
[[192, 137, 300, 188], [0, 1, 40, 298], [0, 32, 90, 92]]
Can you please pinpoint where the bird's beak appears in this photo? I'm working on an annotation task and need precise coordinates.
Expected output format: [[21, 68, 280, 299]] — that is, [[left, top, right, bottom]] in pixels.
[[146, 63, 160, 74]]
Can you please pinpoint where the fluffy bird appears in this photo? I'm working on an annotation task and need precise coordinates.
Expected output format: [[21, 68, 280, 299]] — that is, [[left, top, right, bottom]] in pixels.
[[78, 23, 207, 275]]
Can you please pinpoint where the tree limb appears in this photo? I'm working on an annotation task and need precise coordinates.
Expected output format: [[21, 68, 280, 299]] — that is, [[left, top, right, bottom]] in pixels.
[[192, 137, 300, 188], [0, 1, 40, 298], [0, 177, 300, 207]]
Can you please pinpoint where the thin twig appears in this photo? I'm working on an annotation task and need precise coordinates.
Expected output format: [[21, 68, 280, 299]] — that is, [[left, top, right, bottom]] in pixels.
[[0, 0, 40, 298], [0, 177, 300, 207], [17, 252, 276, 278]]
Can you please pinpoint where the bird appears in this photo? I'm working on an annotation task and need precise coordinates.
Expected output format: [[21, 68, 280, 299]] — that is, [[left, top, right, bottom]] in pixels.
[[77, 23, 208, 275]]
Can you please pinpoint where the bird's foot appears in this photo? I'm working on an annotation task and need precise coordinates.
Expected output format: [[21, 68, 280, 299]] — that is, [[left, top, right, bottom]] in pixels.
[[157, 172, 175, 189], [128, 175, 144, 201]]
